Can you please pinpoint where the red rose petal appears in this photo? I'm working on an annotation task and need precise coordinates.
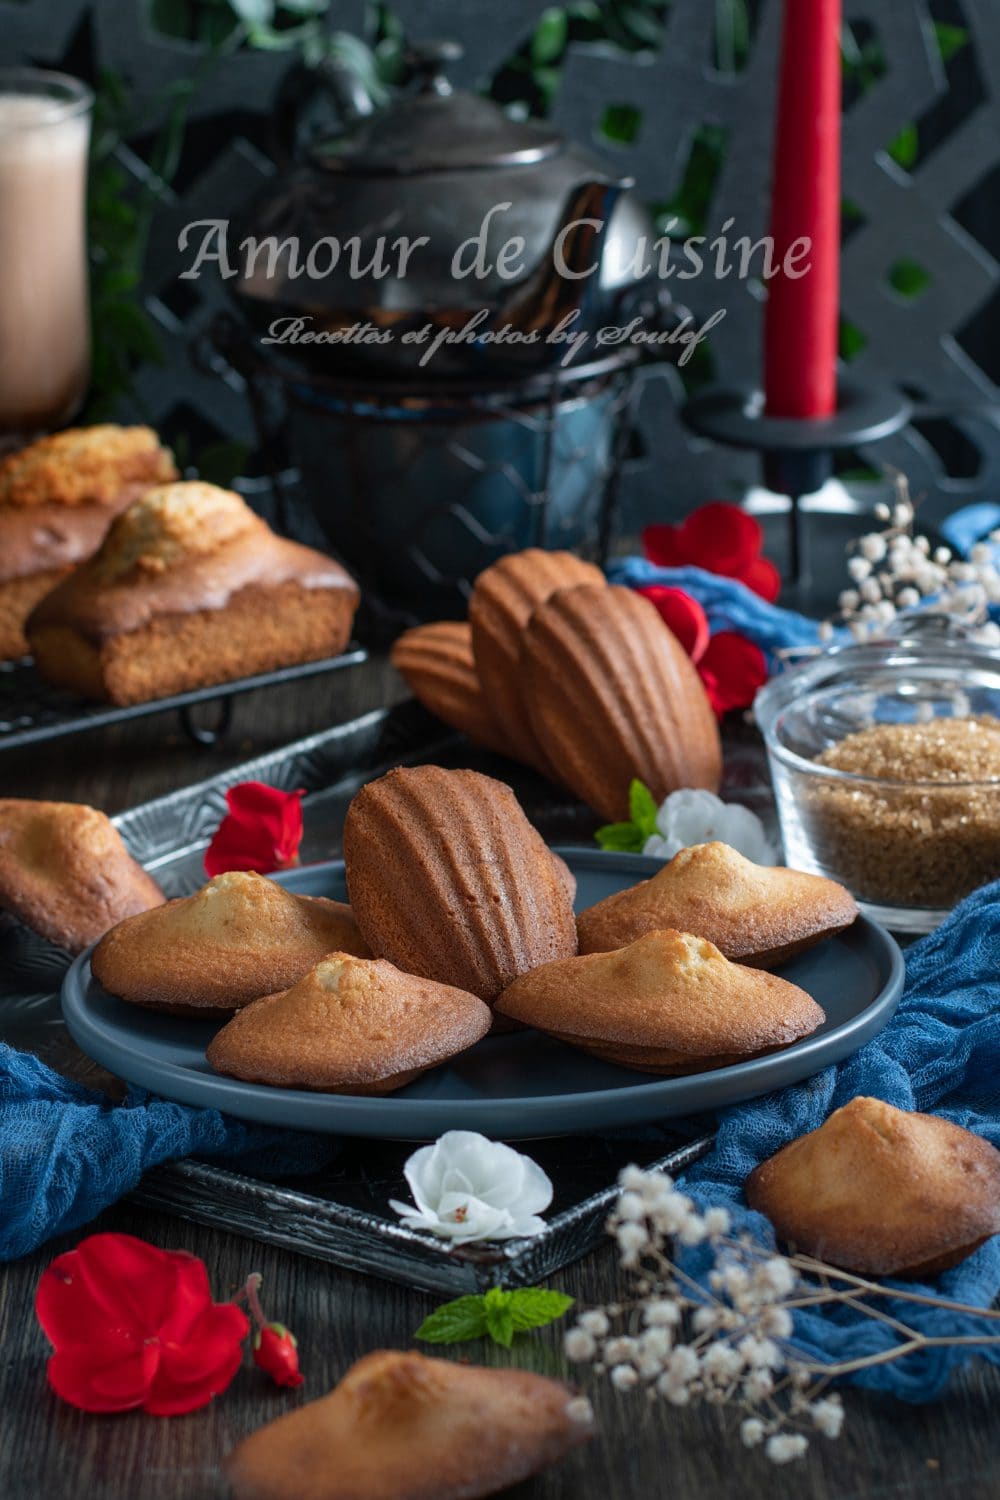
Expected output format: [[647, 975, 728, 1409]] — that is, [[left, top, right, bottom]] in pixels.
[[47, 1336, 158, 1414], [698, 631, 768, 716], [204, 783, 304, 878], [740, 553, 782, 603], [680, 502, 764, 573], [636, 585, 710, 661], [39, 1235, 177, 1346], [155, 1252, 217, 1345], [641, 522, 685, 568]]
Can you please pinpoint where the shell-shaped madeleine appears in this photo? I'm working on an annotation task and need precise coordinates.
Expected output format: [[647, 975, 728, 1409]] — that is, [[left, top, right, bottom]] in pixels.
[[496, 928, 825, 1074], [747, 1096, 1000, 1276], [390, 620, 513, 756], [343, 765, 578, 1003], [577, 841, 858, 965], [92, 870, 370, 1012], [225, 1350, 595, 1500], [469, 549, 605, 772], [207, 953, 491, 1095], [521, 584, 722, 821]]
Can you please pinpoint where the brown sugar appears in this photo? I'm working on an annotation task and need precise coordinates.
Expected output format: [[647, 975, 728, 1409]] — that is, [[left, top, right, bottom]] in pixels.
[[805, 717, 1000, 909]]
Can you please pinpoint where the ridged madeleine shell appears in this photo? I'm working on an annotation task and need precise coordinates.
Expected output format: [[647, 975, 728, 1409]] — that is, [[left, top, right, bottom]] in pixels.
[[343, 765, 578, 1003], [469, 549, 605, 772], [390, 620, 512, 756], [521, 584, 722, 821]]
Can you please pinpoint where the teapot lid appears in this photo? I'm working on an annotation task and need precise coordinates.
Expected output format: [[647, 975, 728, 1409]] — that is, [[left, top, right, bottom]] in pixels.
[[311, 40, 562, 176]]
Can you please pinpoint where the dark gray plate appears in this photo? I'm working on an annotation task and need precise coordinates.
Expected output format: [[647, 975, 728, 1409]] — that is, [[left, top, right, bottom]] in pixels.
[[61, 850, 904, 1140]]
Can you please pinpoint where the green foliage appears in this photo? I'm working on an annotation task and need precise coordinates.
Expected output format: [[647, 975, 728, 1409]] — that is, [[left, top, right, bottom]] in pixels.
[[415, 1286, 574, 1349], [887, 258, 931, 300], [595, 778, 659, 852]]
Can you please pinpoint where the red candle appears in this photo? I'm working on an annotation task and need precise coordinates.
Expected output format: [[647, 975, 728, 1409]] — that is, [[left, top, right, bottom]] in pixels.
[[764, 0, 842, 419]]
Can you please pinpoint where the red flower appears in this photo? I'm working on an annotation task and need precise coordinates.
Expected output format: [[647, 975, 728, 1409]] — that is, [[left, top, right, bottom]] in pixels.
[[35, 1233, 248, 1416], [204, 782, 304, 878], [637, 587, 768, 718], [253, 1325, 304, 1388], [643, 502, 781, 602]]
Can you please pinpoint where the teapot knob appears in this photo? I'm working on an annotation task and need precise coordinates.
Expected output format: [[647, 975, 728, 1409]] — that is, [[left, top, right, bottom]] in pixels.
[[406, 39, 464, 97]]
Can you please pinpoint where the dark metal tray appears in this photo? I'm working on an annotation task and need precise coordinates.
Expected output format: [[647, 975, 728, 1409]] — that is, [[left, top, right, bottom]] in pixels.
[[0, 646, 367, 751], [3, 701, 778, 1291]]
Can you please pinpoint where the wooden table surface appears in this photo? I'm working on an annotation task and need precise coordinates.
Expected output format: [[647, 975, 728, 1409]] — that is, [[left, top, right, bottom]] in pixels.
[[1, 658, 998, 1500]]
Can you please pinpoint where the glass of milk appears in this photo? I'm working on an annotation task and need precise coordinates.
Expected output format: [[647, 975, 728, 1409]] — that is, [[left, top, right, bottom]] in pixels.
[[0, 69, 93, 437]]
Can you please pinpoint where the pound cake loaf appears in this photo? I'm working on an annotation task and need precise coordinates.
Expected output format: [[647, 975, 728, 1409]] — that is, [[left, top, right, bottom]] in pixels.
[[0, 424, 176, 659], [343, 765, 578, 1004], [747, 1096, 1000, 1276], [520, 584, 722, 822], [25, 481, 359, 704], [92, 870, 370, 1013], [469, 548, 606, 773], [496, 928, 825, 1073], [207, 953, 492, 1095], [0, 798, 164, 953], [224, 1350, 595, 1500], [577, 841, 858, 965]]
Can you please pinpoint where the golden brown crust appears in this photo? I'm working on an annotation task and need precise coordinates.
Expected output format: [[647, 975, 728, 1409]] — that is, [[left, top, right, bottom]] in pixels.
[[0, 799, 165, 954], [577, 841, 859, 966], [0, 569, 70, 659], [92, 871, 370, 1011], [496, 928, 825, 1074], [0, 425, 176, 508], [24, 482, 360, 704], [343, 765, 578, 1004], [520, 584, 722, 822], [390, 620, 514, 757], [29, 581, 358, 705], [224, 1349, 594, 1500], [469, 549, 605, 773], [746, 1096, 1000, 1276], [207, 952, 492, 1093]]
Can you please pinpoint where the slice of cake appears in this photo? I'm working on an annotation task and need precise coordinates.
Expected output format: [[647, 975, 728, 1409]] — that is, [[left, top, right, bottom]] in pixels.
[[26, 481, 359, 703], [0, 424, 176, 660]]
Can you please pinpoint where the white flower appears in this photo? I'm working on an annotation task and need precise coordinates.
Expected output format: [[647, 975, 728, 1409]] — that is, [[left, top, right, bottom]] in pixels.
[[703, 1206, 731, 1239], [765, 1433, 809, 1464], [389, 1131, 552, 1242], [811, 1397, 845, 1438], [741, 1417, 766, 1448], [565, 1396, 594, 1425], [610, 1363, 640, 1391], [579, 1310, 610, 1338], [564, 1328, 596, 1362], [643, 789, 776, 865]]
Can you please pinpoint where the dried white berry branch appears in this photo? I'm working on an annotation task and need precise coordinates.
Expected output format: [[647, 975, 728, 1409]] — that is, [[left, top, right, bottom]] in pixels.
[[817, 471, 1000, 647], [564, 1167, 1000, 1464]]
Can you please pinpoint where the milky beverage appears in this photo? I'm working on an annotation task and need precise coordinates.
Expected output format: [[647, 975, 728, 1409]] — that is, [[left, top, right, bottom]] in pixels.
[[0, 94, 90, 433]]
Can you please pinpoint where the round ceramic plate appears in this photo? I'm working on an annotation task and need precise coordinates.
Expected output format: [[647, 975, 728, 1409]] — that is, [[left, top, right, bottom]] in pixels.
[[61, 850, 904, 1140]]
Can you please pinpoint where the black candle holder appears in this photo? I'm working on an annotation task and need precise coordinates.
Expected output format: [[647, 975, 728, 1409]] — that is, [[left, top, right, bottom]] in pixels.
[[682, 380, 912, 587]]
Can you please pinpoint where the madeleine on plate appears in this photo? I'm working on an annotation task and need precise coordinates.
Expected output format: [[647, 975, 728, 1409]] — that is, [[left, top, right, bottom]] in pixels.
[[207, 953, 492, 1095], [495, 928, 825, 1074], [224, 1349, 595, 1500], [91, 870, 369, 1014], [747, 1096, 1000, 1276], [577, 841, 858, 967]]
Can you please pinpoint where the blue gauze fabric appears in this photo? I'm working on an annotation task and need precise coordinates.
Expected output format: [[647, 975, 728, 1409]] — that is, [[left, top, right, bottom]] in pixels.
[[0, 1043, 335, 1261], [677, 878, 1000, 1401]]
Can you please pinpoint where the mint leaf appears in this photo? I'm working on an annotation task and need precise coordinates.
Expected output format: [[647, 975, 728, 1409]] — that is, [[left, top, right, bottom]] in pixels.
[[629, 779, 659, 839], [595, 821, 645, 853], [485, 1301, 515, 1348], [415, 1294, 488, 1345], [508, 1288, 575, 1331]]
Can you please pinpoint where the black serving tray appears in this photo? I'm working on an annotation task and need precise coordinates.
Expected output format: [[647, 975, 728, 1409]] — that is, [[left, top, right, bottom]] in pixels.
[[1, 701, 772, 1291], [0, 646, 367, 751]]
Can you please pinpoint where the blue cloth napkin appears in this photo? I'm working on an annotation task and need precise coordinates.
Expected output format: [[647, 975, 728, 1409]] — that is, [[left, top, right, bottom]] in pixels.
[[678, 878, 1000, 1401], [606, 558, 824, 661], [0, 1044, 335, 1261]]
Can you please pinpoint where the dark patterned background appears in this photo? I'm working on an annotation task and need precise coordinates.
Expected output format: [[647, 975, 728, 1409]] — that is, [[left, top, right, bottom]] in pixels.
[[6, 0, 1000, 532]]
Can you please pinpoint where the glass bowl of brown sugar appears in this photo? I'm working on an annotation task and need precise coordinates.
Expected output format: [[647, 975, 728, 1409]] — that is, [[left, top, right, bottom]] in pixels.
[[754, 619, 1000, 933]]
